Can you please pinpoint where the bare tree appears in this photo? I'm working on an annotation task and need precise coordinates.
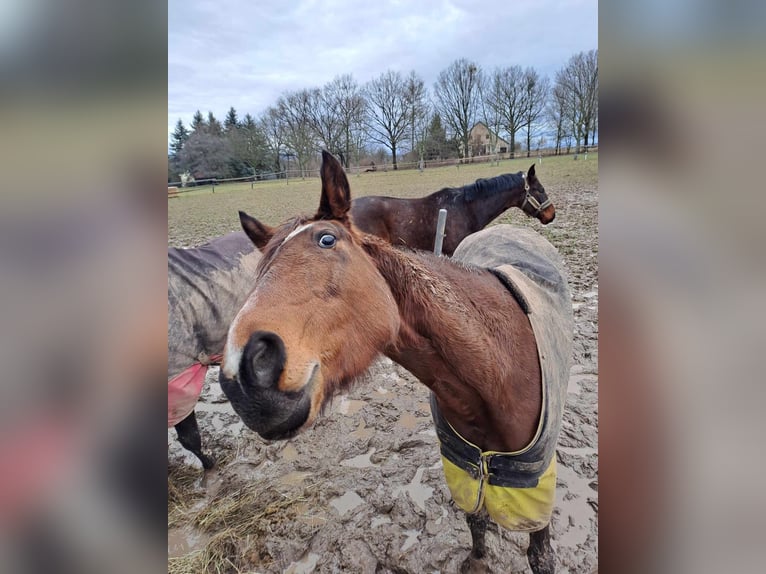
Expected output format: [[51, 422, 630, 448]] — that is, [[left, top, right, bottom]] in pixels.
[[555, 49, 598, 152], [521, 68, 550, 157], [478, 72, 505, 164], [584, 51, 598, 146], [433, 59, 483, 162], [305, 87, 342, 163], [260, 106, 287, 174], [403, 70, 430, 162], [274, 89, 317, 177], [485, 65, 527, 158], [324, 74, 367, 168], [546, 82, 571, 155], [364, 70, 409, 170]]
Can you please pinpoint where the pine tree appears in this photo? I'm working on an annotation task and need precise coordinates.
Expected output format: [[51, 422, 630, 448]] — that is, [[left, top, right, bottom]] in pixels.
[[224, 107, 239, 134], [231, 113, 269, 176], [191, 110, 206, 134], [170, 118, 189, 156], [424, 113, 449, 160], [241, 113, 257, 130], [207, 111, 223, 136]]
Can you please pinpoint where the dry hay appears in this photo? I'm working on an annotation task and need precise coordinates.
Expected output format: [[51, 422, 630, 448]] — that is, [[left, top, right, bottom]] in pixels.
[[168, 471, 325, 573]]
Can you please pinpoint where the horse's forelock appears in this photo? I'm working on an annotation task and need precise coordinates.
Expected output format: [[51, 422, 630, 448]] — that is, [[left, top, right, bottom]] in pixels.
[[254, 217, 307, 276]]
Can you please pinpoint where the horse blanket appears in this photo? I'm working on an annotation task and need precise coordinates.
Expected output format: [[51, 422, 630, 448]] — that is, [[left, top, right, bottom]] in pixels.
[[432, 225, 573, 531], [168, 232, 261, 427]]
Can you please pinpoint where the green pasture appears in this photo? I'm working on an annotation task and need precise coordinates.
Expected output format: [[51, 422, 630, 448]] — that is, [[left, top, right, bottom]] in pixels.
[[168, 153, 598, 247]]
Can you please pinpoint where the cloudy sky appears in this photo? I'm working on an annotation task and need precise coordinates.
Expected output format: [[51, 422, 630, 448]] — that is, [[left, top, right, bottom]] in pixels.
[[168, 0, 597, 144]]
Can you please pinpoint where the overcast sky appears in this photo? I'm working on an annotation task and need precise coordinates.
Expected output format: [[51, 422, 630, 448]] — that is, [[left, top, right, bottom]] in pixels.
[[168, 0, 597, 144]]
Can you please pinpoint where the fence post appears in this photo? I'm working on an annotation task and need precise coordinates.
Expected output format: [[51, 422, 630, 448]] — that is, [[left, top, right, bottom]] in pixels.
[[212, 179, 216, 193], [433, 209, 448, 256]]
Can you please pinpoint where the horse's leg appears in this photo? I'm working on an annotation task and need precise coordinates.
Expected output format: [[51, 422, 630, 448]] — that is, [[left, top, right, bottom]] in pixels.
[[174, 410, 215, 469], [527, 525, 556, 574], [460, 511, 491, 574]]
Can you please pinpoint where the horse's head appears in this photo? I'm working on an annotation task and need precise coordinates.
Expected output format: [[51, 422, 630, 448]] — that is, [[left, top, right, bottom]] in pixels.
[[520, 164, 556, 224], [219, 151, 400, 440]]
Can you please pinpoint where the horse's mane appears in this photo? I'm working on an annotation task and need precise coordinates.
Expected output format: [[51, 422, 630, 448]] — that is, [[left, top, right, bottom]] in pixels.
[[461, 172, 525, 203], [360, 234, 481, 325]]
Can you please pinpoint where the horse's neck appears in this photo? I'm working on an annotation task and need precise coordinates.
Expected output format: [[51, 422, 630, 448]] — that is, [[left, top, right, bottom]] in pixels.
[[364, 238, 541, 452], [462, 175, 525, 231]]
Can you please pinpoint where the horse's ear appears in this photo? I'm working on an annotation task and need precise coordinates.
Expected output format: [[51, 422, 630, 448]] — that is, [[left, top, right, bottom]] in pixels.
[[316, 150, 351, 221], [527, 164, 537, 181], [239, 211, 274, 248]]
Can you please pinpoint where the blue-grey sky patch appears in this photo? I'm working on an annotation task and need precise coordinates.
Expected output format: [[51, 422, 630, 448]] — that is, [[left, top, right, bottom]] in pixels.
[[169, 0, 597, 145]]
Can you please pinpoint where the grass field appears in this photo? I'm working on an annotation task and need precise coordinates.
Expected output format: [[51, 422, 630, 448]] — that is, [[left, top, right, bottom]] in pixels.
[[168, 153, 598, 247]]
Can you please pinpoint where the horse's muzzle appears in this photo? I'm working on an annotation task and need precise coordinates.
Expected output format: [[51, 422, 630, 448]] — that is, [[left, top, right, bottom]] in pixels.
[[539, 206, 556, 224], [219, 331, 312, 440]]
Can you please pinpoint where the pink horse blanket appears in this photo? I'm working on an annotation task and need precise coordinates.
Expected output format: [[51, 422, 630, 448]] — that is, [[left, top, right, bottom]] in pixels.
[[167, 355, 221, 427]]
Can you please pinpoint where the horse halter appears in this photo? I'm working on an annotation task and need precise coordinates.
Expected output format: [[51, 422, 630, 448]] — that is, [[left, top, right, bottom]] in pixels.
[[521, 174, 552, 217]]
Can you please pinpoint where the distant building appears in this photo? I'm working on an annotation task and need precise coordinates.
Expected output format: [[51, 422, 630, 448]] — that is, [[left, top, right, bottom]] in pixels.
[[466, 122, 510, 157]]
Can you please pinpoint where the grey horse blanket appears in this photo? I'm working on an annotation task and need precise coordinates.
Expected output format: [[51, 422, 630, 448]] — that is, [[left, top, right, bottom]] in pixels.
[[167, 232, 261, 425]]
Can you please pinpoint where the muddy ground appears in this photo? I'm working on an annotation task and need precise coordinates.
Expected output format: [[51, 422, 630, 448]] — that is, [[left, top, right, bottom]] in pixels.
[[168, 163, 598, 573]]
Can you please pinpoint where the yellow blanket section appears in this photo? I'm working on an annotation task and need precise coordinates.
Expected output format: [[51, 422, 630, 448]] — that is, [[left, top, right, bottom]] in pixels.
[[441, 454, 557, 532]]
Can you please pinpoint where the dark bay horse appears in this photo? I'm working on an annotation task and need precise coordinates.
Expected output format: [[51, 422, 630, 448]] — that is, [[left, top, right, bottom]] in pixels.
[[350, 165, 554, 256], [220, 152, 573, 573]]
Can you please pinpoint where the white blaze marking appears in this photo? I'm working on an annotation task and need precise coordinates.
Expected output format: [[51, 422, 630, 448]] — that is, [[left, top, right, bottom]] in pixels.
[[222, 335, 243, 379], [282, 223, 314, 246], [222, 223, 316, 379]]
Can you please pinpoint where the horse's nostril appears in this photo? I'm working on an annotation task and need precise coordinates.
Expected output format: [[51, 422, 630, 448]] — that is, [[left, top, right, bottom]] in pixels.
[[250, 339, 269, 365], [241, 331, 286, 391]]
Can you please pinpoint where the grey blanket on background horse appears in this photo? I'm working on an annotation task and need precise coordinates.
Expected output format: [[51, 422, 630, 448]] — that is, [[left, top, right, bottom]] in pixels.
[[168, 232, 262, 467], [168, 232, 262, 379]]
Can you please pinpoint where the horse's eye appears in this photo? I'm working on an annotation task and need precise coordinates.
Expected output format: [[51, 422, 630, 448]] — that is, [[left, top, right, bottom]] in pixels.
[[318, 234, 336, 248]]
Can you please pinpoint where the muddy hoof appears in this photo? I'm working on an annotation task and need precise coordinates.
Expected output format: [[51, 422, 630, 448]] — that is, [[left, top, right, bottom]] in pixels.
[[200, 452, 216, 470], [460, 555, 491, 574], [527, 549, 556, 574]]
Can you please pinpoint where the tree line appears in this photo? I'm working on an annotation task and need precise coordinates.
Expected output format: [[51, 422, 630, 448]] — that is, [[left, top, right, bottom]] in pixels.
[[168, 49, 597, 183]]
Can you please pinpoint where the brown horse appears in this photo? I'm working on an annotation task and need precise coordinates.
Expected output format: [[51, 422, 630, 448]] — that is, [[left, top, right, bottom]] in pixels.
[[168, 169, 553, 470], [350, 167, 555, 256], [220, 152, 573, 573]]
